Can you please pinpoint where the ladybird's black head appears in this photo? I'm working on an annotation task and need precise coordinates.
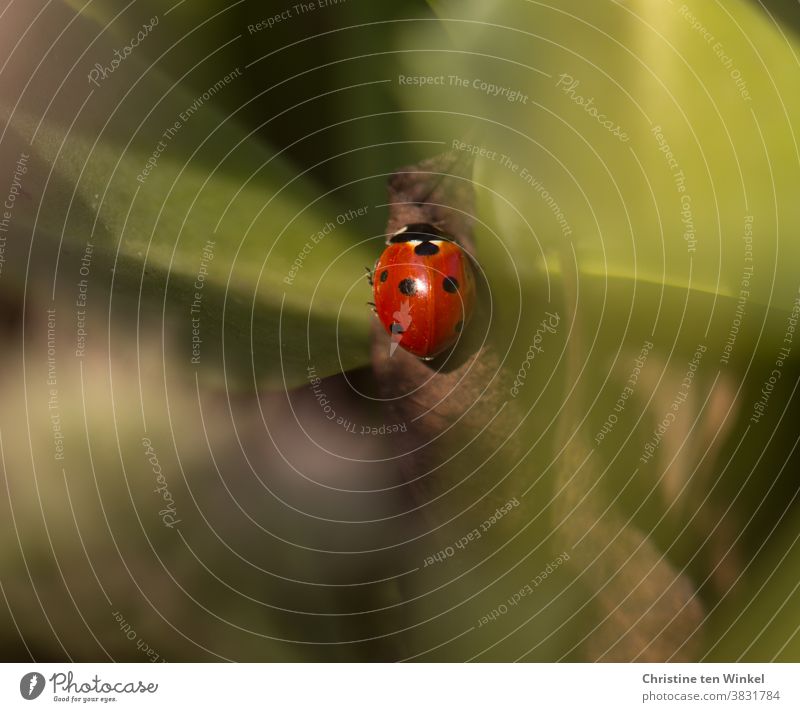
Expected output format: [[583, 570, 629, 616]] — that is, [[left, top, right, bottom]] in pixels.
[[389, 223, 451, 243]]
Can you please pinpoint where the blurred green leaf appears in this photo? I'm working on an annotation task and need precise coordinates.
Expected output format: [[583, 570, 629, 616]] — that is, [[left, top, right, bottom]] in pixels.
[[388, 0, 800, 660], [2, 2, 372, 390], [406, 0, 800, 332], [706, 501, 800, 661]]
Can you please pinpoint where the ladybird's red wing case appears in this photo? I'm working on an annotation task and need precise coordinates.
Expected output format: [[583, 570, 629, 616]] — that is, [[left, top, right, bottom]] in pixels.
[[372, 237, 476, 359]]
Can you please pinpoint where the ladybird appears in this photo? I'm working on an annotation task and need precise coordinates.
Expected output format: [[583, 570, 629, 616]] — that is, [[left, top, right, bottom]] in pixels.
[[370, 223, 476, 359]]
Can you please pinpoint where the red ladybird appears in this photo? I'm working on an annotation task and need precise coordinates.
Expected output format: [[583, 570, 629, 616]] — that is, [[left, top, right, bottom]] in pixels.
[[370, 223, 476, 359]]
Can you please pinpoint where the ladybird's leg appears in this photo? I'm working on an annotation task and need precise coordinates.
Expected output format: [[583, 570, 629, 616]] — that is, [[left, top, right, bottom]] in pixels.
[[364, 265, 373, 286]]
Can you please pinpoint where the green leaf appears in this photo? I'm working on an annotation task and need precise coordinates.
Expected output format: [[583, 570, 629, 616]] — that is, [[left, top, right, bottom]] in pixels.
[[705, 503, 800, 661], [386, 0, 800, 660], [2, 2, 372, 390], [406, 0, 800, 326]]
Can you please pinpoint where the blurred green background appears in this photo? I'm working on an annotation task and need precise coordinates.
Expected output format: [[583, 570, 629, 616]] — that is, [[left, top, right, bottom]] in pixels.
[[0, 0, 799, 661]]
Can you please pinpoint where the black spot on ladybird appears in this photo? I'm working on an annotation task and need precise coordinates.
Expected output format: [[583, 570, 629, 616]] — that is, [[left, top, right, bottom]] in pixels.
[[398, 278, 417, 296], [443, 276, 459, 293], [414, 241, 440, 256], [380, 270, 388, 282]]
